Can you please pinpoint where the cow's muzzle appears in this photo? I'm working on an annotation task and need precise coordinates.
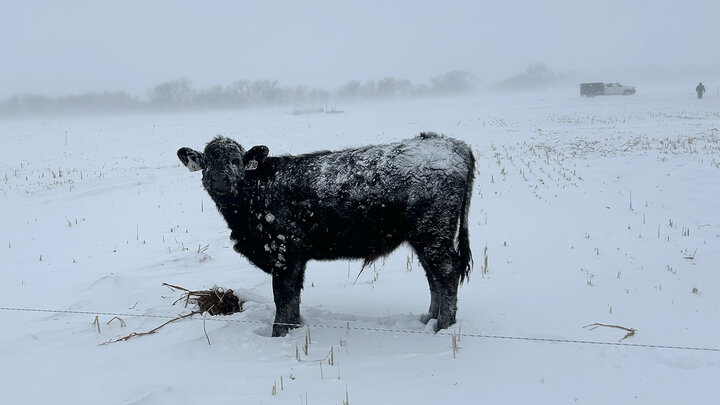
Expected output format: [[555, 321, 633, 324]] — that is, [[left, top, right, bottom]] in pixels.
[[207, 172, 236, 195]]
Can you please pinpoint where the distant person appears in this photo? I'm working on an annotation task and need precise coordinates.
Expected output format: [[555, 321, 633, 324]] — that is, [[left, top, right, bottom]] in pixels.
[[696, 82, 706, 99]]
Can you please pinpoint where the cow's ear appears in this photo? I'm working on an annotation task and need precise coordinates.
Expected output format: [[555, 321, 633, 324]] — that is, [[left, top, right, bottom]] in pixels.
[[177, 147, 204, 172], [243, 145, 269, 171]]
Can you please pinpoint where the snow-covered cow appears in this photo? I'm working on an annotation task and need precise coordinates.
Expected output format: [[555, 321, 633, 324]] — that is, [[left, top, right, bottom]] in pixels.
[[177, 133, 475, 336]]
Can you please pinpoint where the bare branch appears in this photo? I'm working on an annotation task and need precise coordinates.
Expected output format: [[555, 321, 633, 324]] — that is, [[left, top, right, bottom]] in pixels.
[[100, 311, 200, 345], [583, 322, 636, 341]]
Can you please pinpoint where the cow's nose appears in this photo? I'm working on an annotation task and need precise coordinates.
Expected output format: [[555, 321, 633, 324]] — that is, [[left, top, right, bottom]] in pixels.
[[211, 173, 230, 191]]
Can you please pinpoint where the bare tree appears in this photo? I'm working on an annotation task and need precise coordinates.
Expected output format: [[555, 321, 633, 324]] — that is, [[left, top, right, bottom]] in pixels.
[[147, 77, 195, 106]]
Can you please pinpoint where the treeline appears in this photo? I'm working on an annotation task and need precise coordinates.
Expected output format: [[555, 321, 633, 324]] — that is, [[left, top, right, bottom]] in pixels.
[[0, 92, 139, 116], [493, 63, 559, 90], [0, 71, 475, 117]]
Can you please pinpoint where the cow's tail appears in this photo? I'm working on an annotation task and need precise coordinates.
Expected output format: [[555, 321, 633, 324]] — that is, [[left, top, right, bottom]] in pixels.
[[458, 150, 475, 284]]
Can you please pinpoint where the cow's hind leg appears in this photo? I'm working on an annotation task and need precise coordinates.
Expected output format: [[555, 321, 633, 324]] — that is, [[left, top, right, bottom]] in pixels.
[[412, 241, 461, 332], [271, 261, 307, 337], [415, 253, 440, 324]]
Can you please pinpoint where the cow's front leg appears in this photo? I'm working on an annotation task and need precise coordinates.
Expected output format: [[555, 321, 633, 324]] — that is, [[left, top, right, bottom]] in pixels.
[[271, 261, 307, 337]]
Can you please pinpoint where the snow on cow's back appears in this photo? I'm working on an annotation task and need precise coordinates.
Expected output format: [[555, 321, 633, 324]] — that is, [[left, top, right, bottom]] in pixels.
[[393, 133, 471, 177], [307, 133, 469, 196]]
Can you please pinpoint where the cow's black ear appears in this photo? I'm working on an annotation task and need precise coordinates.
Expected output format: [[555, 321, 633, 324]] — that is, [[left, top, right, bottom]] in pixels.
[[243, 145, 269, 171], [177, 147, 204, 172]]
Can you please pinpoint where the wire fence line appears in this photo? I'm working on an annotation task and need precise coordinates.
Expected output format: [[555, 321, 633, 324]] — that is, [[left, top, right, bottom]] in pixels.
[[1, 306, 719, 353]]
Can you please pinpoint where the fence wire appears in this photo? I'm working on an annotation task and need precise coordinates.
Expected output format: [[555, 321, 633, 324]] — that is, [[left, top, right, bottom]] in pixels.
[[1, 306, 718, 352]]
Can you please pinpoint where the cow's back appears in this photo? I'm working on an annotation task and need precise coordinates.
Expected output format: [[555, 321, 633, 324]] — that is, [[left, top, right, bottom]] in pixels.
[[274, 133, 471, 202]]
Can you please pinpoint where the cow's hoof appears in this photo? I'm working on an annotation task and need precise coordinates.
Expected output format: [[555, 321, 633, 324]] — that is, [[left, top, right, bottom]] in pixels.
[[272, 322, 300, 337], [272, 324, 291, 337], [419, 313, 433, 325], [434, 317, 456, 333], [271, 326, 289, 337]]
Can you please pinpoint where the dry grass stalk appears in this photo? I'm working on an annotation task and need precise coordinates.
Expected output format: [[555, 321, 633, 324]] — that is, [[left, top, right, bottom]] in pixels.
[[202, 313, 211, 346], [100, 311, 200, 345], [302, 327, 310, 355], [452, 333, 460, 358], [106, 316, 126, 327], [583, 322, 636, 341], [482, 246, 489, 275], [296, 346, 337, 364]]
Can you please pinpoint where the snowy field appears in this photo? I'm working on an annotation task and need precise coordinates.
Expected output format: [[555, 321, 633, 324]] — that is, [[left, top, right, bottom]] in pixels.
[[1, 86, 719, 404]]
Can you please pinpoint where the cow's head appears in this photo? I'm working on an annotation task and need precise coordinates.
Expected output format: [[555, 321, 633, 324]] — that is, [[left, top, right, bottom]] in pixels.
[[177, 136, 269, 197]]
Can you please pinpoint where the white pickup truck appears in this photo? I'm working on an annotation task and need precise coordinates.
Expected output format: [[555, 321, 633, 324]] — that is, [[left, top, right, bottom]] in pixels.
[[580, 82, 636, 96]]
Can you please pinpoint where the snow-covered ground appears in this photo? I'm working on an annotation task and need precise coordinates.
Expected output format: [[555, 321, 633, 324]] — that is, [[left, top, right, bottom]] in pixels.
[[1, 87, 719, 404]]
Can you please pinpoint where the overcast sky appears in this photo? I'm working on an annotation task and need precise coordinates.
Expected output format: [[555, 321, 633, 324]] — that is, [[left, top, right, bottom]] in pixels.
[[1, 0, 718, 98]]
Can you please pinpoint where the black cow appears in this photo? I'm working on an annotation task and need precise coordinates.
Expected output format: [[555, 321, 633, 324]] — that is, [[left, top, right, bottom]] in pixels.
[[178, 132, 475, 336]]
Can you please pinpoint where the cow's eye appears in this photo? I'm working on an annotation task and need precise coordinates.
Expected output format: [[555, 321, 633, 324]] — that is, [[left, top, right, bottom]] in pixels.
[[231, 158, 241, 166]]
